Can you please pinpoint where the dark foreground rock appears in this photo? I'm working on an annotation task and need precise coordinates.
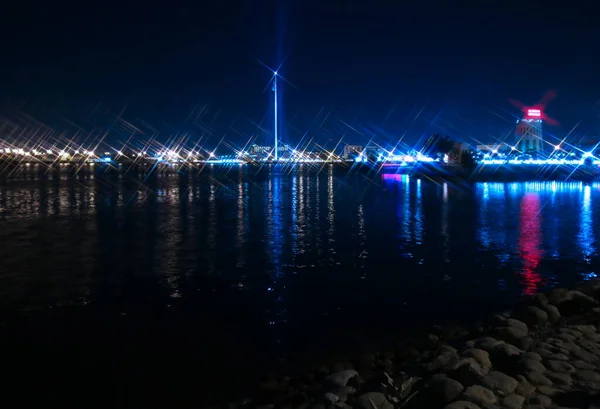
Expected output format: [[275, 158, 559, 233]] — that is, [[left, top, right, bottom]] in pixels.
[[221, 279, 600, 409]]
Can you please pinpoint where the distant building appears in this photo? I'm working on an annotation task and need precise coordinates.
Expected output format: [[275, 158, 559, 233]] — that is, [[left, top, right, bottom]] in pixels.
[[364, 146, 382, 161], [249, 145, 271, 156], [515, 109, 544, 154], [477, 143, 510, 154], [343, 145, 364, 160], [446, 142, 470, 165]]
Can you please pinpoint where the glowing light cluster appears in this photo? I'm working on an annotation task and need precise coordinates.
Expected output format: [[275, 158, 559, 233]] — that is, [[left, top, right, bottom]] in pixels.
[[481, 158, 600, 166]]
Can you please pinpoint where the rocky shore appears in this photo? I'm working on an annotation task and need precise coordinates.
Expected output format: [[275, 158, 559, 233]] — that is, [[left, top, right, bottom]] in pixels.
[[223, 280, 600, 409]]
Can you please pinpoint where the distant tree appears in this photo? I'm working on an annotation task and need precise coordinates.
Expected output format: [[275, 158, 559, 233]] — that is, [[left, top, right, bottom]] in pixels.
[[460, 150, 477, 170], [422, 133, 455, 157]]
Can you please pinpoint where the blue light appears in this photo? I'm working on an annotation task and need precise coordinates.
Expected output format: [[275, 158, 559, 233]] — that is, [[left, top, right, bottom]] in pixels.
[[273, 71, 278, 76], [102, 157, 111, 163]]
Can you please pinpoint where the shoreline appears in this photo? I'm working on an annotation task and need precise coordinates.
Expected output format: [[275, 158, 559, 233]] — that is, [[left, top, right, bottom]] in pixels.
[[224, 280, 600, 409], [1, 160, 600, 182]]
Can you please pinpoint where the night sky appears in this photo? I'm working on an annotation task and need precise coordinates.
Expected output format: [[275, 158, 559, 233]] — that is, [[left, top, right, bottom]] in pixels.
[[2, 0, 600, 147]]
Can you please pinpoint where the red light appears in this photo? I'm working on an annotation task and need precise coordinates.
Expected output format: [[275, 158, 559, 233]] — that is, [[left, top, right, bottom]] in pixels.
[[527, 109, 541, 117]]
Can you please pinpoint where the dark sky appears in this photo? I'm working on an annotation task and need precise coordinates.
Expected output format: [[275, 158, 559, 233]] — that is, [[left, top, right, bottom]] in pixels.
[[2, 0, 600, 147]]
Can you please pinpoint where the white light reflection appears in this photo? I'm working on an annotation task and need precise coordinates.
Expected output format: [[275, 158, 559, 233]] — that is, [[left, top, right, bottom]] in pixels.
[[579, 185, 594, 265], [315, 174, 322, 256], [327, 168, 335, 258], [298, 174, 307, 254], [235, 173, 248, 268], [441, 182, 450, 263], [207, 181, 217, 274], [265, 175, 287, 361], [414, 179, 423, 245], [401, 175, 411, 257], [357, 203, 367, 278], [479, 183, 490, 248]]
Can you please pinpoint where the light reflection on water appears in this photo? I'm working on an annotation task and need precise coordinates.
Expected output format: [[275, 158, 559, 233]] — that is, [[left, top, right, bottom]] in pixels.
[[1, 166, 600, 366]]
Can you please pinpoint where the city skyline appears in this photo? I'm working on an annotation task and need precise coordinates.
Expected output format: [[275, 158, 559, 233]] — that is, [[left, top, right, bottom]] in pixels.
[[2, 1, 600, 146]]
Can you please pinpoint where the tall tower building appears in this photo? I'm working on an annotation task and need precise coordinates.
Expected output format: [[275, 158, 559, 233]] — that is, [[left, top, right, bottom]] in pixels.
[[515, 109, 543, 154], [510, 91, 559, 156]]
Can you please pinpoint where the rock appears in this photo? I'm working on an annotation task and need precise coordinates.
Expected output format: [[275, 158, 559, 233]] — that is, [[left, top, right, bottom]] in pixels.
[[543, 305, 561, 323], [520, 306, 549, 327], [560, 327, 582, 336], [556, 332, 577, 342], [474, 337, 505, 352], [570, 347, 598, 362], [528, 394, 551, 407], [463, 385, 497, 406], [525, 372, 553, 386], [544, 371, 572, 386], [547, 288, 568, 304], [571, 324, 597, 333], [443, 401, 481, 409], [490, 343, 523, 373], [557, 291, 596, 315], [534, 348, 552, 358], [429, 349, 460, 373], [535, 385, 561, 396], [572, 360, 596, 370], [577, 339, 600, 354], [517, 337, 534, 351], [546, 360, 575, 373], [492, 342, 523, 359], [481, 371, 518, 394], [548, 353, 569, 361], [584, 332, 600, 343], [514, 378, 536, 398], [519, 358, 546, 373], [538, 341, 563, 353], [451, 358, 488, 386], [355, 392, 393, 409], [575, 369, 600, 382], [502, 394, 525, 409], [427, 376, 464, 404], [506, 319, 529, 333], [324, 393, 339, 404], [528, 293, 549, 307], [558, 341, 580, 352], [523, 352, 542, 361], [463, 349, 492, 368], [494, 324, 529, 345], [332, 386, 356, 402], [428, 333, 440, 346], [326, 370, 359, 388]]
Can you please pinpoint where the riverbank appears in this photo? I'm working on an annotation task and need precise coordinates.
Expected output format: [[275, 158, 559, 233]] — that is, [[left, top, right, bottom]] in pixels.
[[381, 162, 600, 182], [3, 160, 600, 183], [228, 280, 600, 409]]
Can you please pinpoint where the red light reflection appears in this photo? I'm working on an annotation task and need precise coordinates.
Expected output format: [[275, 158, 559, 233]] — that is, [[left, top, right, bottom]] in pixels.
[[518, 194, 543, 294]]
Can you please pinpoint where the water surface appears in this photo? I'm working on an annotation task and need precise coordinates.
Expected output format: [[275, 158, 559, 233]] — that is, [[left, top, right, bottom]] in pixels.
[[0, 165, 598, 407]]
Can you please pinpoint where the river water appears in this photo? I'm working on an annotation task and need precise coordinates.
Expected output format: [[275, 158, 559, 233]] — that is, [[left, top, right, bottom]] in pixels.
[[0, 164, 598, 407]]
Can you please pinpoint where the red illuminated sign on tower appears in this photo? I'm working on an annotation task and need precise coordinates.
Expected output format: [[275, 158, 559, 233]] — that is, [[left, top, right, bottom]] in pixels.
[[527, 109, 541, 118]]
